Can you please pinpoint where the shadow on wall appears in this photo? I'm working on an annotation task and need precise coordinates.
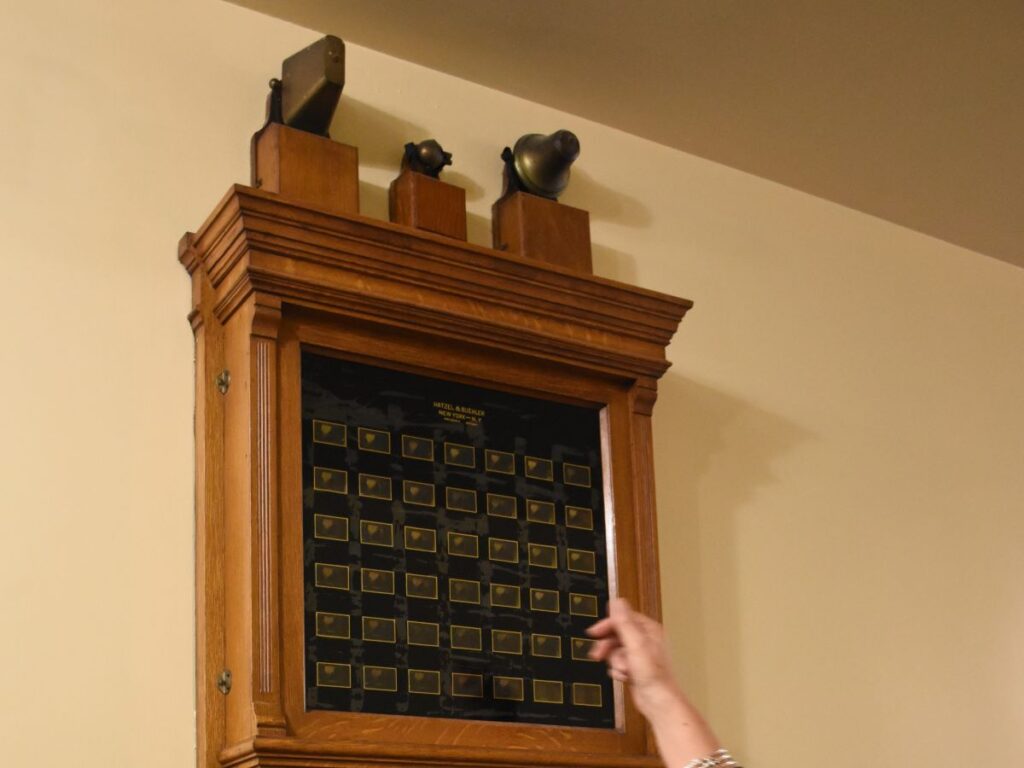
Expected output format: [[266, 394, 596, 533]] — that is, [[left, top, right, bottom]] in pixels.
[[654, 372, 811, 752], [565, 167, 652, 228]]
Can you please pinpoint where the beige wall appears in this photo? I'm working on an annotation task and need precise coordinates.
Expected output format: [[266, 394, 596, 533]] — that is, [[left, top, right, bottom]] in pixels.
[[1, 1, 1021, 766]]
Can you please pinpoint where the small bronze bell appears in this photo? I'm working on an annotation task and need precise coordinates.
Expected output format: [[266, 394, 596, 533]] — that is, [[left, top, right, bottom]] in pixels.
[[501, 130, 580, 200]]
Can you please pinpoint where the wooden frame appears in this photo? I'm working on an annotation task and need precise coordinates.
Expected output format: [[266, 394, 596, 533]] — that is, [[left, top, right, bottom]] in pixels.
[[180, 184, 691, 768]]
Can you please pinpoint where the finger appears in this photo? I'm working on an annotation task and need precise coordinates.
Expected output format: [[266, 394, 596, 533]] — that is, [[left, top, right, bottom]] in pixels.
[[585, 616, 616, 638], [608, 598, 648, 651], [608, 649, 629, 676], [588, 637, 621, 661], [608, 668, 628, 682]]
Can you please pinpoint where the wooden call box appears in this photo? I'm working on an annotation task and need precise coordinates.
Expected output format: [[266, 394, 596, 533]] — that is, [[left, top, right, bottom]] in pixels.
[[181, 122, 691, 768]]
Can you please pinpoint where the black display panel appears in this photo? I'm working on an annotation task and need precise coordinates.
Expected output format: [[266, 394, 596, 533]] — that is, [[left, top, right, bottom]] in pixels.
[[301, 351, 613, 728]]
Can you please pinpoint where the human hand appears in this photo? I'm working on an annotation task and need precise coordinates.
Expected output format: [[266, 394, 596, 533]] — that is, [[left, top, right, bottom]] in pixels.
[[586, 598, 685, 720]]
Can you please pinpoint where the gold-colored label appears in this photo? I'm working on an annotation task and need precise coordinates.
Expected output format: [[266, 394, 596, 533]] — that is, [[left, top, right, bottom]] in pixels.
[[489, 583, 521, 609], [528, 543, 558, 569], [445, 487, 478, 514], [313, 467, 348, 495], [314, 563, 350, 591], [433, 401, 485, 427], [408, 669, 441, 695], [571, 637, 597, 661], [533, 679, 563, 704], [316, 662, 351, 689], [569, 593, 599, 617], [530, 588, 560, 613], [530, 634, 562, 658], [493, 675, 524, 701], [567, 549, 596, 574], [486, 493, 517, 519], [407, 621, 440, 647], [450, 625, 482, 651], [400, 434, 435, 462], [443, 441, 475, 468], [563, 462, 592, 487], [362, 616, 397, 643], [484, 449, 515, 475], [363, 665, 398, 692], [573, 682, 603, 707], [315, 612, 351, 639], [403, 480, 436, 507], [357, 427, 391, 454], [360, 568, 395, 595], [358, 473, 392, 501], [405, 573, 438, 599], [565, 506, 594, 530], [526, 499, 556, 525], [447, 531, 479, 559], [314, 513, 349, 541], [451, 672, 484, 698], [404, 525, 436, 553], [525, 456, 554, 482], [359, 520, 394, 548], [491, 629, 523, 655], [449, 578, 481, 604], [312, 420, 346, 447], [488, 537, 519, 564]]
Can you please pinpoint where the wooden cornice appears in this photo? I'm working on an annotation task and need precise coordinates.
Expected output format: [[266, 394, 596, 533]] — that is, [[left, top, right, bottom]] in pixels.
[[181, 185, 691, 381]]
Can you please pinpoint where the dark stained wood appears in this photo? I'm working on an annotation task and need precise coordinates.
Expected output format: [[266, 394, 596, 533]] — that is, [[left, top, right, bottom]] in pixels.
[[389, 168, 468, 240], [492, 191, 592, 273], [181, 177, 690, 767], [252, 123, 359, 216]]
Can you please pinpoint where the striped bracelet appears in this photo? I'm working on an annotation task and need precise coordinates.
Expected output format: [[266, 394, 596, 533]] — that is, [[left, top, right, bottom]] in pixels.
[[683, 747, 741, 768]]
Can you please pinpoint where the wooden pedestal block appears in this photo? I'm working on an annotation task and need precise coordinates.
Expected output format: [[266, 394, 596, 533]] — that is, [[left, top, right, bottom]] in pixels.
[[388, 168, 467, 240], [252, 123, 359, 216], [492, 191, 592, 273]]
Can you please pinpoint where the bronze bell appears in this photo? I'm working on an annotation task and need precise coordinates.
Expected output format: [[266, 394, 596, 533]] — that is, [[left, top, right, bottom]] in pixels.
[[502, 130, 580, 200]]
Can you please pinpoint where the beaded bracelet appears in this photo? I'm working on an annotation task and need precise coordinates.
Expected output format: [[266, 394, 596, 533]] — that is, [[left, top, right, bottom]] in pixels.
[[683, 747, 741, 768]]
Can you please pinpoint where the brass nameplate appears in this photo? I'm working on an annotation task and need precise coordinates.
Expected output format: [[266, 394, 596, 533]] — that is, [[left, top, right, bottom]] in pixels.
[[568, 549, 597, 574], [315, 612, 351, 639], [488, 537, 519, 563], [362, 616, 397, 643], [490, 583, 521, 609], [525, 456, 553, 481], [486, 493, 517, 518], [316, 662, 352, 688], [528, 543, 558, 569], [361, 568, 395, 595], [403, 480, 436, 507], [526, 499, 556, 525], [533, 679, 563, 704], [529, 588, 559, 613], [445, 486, 478, 513], [407, 620, 440, 647], [364, 665, 398, 692], [314, 563, 350, 591], [449, 578, 481, 604], [314, 513, 349, 541], [401, 434, 434, 461], [573, 682, 603, 707], [569, 593, 599, 617], [563, 462, 592, 487], [451, 672, 484, 698], [530, 633, 561, 658], [404, 525, 436, 552], [358, 473, 392, 500], [492, 629, 523, 655], [313, 419, 347, 447], [358, 427, 391, 454], [450, 625, 482, 651], [447, 532, 479, 558], [359, 520, 394, 548], [571, 637, 597, 661], [565, 505, 594, 530], [484, 449, 515, 475], [313, 467, 348, 495], [444, 442, 475, 468], [493, 675, 525, 701], [408, 669, 441, 695], [405, 573, 438, 599]]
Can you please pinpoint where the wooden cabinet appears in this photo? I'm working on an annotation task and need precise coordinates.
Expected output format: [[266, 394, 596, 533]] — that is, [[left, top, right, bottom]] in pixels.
[[181, 163, 690, 767]]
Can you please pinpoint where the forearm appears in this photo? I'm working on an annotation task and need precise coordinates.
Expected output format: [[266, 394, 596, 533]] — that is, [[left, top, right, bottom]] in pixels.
[[643, 686, 720, 768]]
